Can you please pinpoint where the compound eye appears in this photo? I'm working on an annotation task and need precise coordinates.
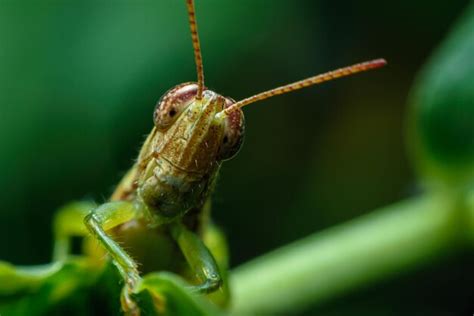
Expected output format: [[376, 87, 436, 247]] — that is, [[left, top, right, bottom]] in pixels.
[[154, 83, 198, 130], [218, 98, 245, 161]]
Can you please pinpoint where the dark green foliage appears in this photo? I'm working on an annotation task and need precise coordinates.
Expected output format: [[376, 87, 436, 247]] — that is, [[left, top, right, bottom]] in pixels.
[[409, 3, 474, 186]]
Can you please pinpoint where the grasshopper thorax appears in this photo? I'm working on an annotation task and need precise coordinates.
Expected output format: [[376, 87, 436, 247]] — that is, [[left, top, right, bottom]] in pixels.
[[136, 83, 244, 220]]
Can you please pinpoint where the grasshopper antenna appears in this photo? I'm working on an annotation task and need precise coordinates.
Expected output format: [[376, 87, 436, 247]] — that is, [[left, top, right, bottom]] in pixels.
[[222, 59, 387, 115], [186, 0, 205, 100]]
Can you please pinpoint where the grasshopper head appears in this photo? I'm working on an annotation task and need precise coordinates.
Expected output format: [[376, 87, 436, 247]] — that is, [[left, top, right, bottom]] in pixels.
[[136, 83, 244, 219], [153, 82, 245, 168]]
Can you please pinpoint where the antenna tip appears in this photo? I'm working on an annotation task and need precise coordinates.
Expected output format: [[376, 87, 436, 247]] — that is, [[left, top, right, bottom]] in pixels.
[[370, 58, 388, 68]]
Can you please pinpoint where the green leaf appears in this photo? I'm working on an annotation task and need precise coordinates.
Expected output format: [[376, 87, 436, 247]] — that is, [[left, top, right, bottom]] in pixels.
[[0, 258, 102, 315], [133, 272, 223, 316], [0, 259, 224, 316], [408, 2, 474, 188]]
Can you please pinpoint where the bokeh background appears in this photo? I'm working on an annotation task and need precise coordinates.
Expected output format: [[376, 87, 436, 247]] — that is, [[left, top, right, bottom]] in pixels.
[[0, 0, 472, 315]]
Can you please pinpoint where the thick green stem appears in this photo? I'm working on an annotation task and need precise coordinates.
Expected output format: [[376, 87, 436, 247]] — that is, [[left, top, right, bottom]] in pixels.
[[230, 193, 471, 315]]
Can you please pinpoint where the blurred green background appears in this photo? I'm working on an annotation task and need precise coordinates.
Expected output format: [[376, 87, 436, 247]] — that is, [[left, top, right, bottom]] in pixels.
[[0, 0, 472, 315]]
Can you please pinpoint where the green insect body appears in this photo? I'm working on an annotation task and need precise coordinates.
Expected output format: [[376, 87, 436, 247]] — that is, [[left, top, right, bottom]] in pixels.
[[52, 83, 241, 314]]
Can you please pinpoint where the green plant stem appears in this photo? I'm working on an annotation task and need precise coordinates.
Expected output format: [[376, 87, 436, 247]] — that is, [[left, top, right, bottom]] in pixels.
[[230, 193, 471, 315]]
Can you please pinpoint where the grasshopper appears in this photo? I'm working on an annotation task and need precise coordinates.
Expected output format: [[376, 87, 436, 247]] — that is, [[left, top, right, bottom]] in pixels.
[[29, 0, 386, 314]]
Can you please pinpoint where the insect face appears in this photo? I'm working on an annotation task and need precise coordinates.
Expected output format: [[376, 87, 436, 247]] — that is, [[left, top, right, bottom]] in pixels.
[[153, 82, 245, 168], [137, 82, 244, 220]]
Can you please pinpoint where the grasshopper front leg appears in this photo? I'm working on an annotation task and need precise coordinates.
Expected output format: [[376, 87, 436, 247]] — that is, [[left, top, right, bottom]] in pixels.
[[170, 222, 222, 294], [83, 201, 141, 315]]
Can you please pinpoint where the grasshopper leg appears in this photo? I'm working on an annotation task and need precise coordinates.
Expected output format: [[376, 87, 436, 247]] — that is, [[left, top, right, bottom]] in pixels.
[[83, 201, 141, 315], [202, 222, 231, 307], [170, 223, 222, 294], [53, 201, 96, 261]]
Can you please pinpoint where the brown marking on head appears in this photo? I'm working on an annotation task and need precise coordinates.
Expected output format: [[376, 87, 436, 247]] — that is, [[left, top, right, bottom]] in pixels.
[[154, 83, 200, 130], [175, 93, 226, 172]]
